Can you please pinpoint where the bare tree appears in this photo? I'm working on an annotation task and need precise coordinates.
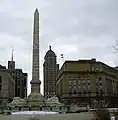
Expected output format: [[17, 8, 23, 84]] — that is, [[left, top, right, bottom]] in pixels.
[[113, 40, 118, 53]]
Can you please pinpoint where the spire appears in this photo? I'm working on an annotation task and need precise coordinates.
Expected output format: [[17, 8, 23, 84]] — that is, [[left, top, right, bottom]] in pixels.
[[35, 8, 39, 14], [49, 45, 51, 50], [11, 46, 14, 61]]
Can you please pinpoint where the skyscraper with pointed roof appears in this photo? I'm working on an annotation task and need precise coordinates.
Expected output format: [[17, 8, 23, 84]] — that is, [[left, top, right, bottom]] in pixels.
[[8, 47, 15, 70], [43, 46, 59, 98], [8, 47, 28, 98]]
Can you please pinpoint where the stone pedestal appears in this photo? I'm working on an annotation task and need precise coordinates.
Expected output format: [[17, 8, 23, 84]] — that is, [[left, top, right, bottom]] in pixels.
[[27, 78, 45, 108], [27, 92, 45, 107]]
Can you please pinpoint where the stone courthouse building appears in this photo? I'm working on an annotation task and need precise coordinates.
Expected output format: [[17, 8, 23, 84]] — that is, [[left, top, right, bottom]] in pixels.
[[56, 58, 118, 107]]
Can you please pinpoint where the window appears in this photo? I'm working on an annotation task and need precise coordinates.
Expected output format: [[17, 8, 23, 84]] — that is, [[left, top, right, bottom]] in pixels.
[[83, 86, 86, 89], [100, 86, 102, 90], [100, 80, 102, 83], [87, 79, 90, 82], [24, 88, 26, 92], [69, 86, 71, 89], [88, 85, 91, 90], [0, 76, 2, 91], [100, 82, 102, 86], [73, 90, 76, 94], [78, 78, 81, 85], [78, 77, 81, 81], [0, 76, 2, 84], [99, 77, 102, 86], [73, 77, 76, 81], [92, 68, 94, 71], [24, 79, 26, 86], [69, 92, 72, 96], [18, 80, 20, 86], [88, 91, 91, 94], [73, 86, 76, 89], [73, 80, 76, 85], [88, 82, 90, 85], [68, 78, 72, 85], [96, 88, 99, 94], [17, 88, 20, 97], [83, 78, 85, 83], [99, 77, 102, 80]]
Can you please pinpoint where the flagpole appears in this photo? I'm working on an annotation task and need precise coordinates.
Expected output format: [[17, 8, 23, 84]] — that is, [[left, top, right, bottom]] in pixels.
[[60, 54, 64, 67]]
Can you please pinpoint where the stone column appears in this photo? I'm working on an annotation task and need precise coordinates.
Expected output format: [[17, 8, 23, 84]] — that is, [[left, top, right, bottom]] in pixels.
[[30, 8, 41, 93]]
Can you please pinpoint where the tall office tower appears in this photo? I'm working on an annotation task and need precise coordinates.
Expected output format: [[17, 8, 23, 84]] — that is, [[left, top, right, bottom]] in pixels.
[[8, 48, 27, 98], [8, 47, 15, 70], [43, 46, 59, 98]]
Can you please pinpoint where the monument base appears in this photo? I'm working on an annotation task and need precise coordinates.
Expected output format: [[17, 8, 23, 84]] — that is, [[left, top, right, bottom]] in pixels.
[[27, 92, 45, 107]]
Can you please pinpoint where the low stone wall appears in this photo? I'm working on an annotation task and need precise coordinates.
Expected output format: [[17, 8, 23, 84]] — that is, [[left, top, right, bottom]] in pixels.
[[5, 105, 68, 113]]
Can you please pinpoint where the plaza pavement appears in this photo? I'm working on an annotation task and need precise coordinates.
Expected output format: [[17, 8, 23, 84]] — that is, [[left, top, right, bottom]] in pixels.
[[0, 112, 94, 120]]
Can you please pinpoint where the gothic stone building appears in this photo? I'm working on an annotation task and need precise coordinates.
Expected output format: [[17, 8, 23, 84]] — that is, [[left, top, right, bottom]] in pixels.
[[12, 69, 27, 98], [0, 65, 15, 108], [43, 46, 59, 98]]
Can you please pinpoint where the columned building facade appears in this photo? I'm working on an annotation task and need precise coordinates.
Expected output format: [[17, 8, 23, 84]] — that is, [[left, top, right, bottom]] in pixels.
[[56, 59, 118, 107]]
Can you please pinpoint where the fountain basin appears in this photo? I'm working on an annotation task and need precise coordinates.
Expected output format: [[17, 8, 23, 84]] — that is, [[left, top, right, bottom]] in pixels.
[[11, 111, 59, 116]]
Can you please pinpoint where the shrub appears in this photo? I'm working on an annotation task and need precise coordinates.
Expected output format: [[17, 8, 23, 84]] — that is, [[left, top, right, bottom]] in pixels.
[[113, 110, 118, 117], [28, 116, 40, 120], [93, 109, 110, 120]]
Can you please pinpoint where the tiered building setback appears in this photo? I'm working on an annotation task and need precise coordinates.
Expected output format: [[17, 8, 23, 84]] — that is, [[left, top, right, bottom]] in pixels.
[[43, 46, 59, 98]]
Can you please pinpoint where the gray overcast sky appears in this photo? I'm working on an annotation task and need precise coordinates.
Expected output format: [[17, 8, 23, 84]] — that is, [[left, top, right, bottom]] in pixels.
[[0, 0, 117, 95]]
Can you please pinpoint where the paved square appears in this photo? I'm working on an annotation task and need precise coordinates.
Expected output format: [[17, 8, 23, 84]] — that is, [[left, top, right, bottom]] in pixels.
[[0, 112, 93, 120]]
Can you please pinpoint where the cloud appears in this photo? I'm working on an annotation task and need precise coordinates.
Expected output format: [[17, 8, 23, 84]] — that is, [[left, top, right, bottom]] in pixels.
[[0, 0, 118, 95]]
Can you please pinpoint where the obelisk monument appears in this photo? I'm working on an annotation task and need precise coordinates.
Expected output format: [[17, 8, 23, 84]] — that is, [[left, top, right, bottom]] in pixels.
[[28, 8, 44, 107]]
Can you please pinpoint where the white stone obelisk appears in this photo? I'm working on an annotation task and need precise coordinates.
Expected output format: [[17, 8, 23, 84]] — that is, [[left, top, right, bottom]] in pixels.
[[28, 8, 44, 107]]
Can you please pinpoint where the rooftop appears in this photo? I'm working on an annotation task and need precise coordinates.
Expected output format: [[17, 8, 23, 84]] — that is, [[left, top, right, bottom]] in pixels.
[[45, 46, 56, 57]]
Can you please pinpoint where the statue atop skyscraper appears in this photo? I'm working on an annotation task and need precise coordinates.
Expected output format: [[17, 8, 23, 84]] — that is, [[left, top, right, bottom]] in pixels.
[[43, 46, 59, 98]]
